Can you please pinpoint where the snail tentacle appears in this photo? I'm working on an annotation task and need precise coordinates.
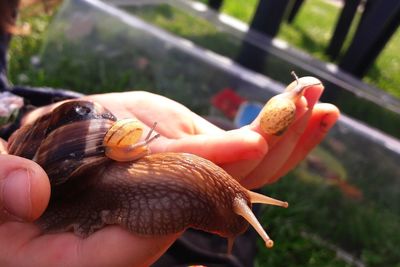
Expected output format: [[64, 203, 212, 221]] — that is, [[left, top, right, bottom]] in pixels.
[[233, 197, 274, 248], [248, 191, 288, 208]]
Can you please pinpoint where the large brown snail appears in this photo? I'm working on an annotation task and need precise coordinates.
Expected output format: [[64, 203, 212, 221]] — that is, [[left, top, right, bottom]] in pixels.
[[7, 73, 321, 252]]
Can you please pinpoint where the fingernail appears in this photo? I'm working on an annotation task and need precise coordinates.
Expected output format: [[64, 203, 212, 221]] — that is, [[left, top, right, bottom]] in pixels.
[[320, 113, 339, 132], [304, 86, 323, 109], [1, 169, 32, 220]]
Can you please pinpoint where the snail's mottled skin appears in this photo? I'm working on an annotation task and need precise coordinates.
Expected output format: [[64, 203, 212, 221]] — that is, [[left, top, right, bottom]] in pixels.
[[38, 153, 251, 238]]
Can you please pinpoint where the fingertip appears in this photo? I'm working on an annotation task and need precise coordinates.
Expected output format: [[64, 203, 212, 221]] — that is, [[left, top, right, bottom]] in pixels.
[[0, 155, 50, 221], [317, 104, 340, 132], [303, 82, 324, 109], [28, 162, 51, 220]]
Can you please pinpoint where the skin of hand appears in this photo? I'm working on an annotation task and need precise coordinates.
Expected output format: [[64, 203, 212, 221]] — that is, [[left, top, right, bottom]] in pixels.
[[0, 85, 339, 267]]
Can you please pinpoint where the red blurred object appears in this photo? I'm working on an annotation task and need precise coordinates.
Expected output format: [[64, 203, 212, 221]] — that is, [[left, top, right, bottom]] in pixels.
[[211, 88, 246, 119]]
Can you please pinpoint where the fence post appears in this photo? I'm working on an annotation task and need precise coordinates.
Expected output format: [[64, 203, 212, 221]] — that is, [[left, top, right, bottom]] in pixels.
[[339, 0, 400, 77], [326, 0, 361, 60], [208, 0, 223, 11], [286, 0, 305, 23], [235, 0, 290, 72]]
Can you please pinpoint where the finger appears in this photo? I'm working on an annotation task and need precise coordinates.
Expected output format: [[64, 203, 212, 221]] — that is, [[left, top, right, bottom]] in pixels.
[[267, 103, 339, 184], [249, 79, 324, 146], [249, 95, 308, 142], [221, 81, 325, 183], [240, 107, 313, 189], [0, 223, 178, 267], [78, 227, 178, 267], [0, 138, 7, 154], [302, 79, 324, 109], [161, 128, 268, 164], [0, 155, 50, 222], [219, 96, 308, 181]]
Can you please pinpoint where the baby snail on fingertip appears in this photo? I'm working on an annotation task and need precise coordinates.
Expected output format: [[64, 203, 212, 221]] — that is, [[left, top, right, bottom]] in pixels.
[[260, 71, 322, 135], [7, 100, 289, 253]]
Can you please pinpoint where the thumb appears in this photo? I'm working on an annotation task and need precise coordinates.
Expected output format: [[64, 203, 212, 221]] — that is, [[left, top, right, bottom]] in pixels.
[[0, 155, 50, 222]]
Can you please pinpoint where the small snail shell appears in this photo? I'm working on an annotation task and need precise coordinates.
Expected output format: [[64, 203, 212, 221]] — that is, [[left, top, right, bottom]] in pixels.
[[8, 100, 288, 250], [260, 72, 322, 135], [103, 118, 160, 162], [259, 94, 296, 136]]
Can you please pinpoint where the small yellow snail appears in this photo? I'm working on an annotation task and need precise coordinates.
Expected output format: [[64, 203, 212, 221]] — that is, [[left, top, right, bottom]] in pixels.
[[260, 72, 322, 135], [7, 100, 288, 252], [103, 118, 160, 162]]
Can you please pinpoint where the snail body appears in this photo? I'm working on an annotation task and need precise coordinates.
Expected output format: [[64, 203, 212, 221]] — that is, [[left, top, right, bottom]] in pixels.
[[8, 100, 288, 250], [39, 153, 252, 238]]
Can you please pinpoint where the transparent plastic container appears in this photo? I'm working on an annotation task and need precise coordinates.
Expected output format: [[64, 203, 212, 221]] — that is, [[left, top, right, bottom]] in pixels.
[[39, 0, 400, 266]]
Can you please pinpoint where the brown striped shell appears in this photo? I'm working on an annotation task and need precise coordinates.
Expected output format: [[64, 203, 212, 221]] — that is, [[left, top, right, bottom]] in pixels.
[[8, 101, 116, 194]]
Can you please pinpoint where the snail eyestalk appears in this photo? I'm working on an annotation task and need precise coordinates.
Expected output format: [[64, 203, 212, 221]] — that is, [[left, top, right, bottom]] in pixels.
[[291, 71, 299, 84], [233, 197, 274, 248], [248, 191, 288, 208], [144, 122, 160, 144], [288, 71, 307, 100], [287, 71, 323, 99], [104, 120, 160, 162]]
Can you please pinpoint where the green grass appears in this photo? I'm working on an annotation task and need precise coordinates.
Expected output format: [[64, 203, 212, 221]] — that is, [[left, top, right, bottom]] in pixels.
[[364, 31, 400, 98], [8, 7, 53, 88]]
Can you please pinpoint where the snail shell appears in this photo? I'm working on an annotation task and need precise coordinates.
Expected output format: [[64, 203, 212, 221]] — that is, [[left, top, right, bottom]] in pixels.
[[8, 100, 288, 250], [8, 101, 116, 194], [260, 94, 296, 136]]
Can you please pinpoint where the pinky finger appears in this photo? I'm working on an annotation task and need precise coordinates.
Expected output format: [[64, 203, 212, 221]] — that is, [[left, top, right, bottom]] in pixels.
[[267, 103, 340, 184]]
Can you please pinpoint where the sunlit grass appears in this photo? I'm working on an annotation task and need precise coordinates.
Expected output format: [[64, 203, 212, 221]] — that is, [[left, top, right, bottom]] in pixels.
[[8, 5, 54, 87]]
